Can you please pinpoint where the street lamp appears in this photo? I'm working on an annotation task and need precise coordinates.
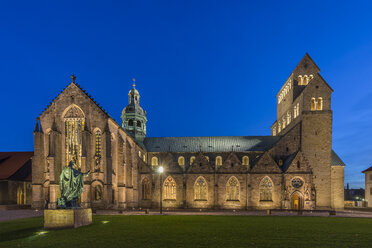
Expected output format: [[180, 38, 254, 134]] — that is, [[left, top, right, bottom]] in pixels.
[[158, 166, 164, 214]]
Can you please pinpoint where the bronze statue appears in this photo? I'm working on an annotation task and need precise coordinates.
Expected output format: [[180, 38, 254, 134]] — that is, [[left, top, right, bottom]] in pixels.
[[57, 161, 90, 208]]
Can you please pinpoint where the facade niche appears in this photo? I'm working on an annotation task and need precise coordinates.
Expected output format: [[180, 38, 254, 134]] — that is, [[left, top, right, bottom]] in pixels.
[[151, 156, 158, 166]]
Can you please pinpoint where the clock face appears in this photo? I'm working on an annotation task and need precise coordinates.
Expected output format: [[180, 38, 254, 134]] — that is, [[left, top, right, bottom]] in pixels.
[[291, 178, 304, 188]]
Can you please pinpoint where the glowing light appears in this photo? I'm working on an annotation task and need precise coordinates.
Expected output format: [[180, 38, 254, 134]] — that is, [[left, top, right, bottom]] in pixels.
[[36, 231, 48, 236], [158, 166, 164, 173], [102, 221, 110, 224]]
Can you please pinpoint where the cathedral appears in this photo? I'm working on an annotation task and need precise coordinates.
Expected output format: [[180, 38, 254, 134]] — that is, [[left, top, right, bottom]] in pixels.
[[31, 54, 345, 211]]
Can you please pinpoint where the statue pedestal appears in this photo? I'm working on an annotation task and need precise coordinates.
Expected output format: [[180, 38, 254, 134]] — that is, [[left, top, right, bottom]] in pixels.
[[44, 208, 92, 229]]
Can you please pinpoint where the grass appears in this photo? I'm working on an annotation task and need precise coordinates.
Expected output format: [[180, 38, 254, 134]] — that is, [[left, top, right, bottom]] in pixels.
[[0, 215, 372, 248]]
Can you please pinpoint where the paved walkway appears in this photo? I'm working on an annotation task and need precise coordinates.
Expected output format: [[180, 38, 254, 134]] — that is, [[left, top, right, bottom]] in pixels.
[[0, 209, 43, 222], [1, 209, 372, 222]]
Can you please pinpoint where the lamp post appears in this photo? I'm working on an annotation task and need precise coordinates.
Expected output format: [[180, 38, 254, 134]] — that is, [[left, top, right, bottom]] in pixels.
[[158, 166, 164, 214]]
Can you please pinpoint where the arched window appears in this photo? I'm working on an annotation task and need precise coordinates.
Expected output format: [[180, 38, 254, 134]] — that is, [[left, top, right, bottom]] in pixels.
[[296, 103, 300, 116], [17, 186, 24, 205], [317, 97, 323, 110], [282, 118, 286, 129], [293, 105, 297, 118], [142, 178, 151, 200], [259, 176, 273, 201], [272, 127, 276, 136], [215, 156, 222, 166], [311, 98, 316, 111], [190, 156, 195, 165], [298, 75, 303, 85], [226, 176, 240, 201], [287, 111, 291, 124], [128, 119, 134, 126], [95, 130, 102, 157], [242, 156, 249, 166], [163, 176, 176, 200], [64, 105, 85, 169], [137, 121, 142, 127], [178, 156, 185, 166], [194, 177, 208, 200], [151, 156, 158, 166], [205, 156, 209, 162], [278, 123, 281, 133]]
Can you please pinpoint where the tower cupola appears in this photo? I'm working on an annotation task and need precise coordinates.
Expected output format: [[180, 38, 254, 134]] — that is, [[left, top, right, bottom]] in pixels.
[[121, 79, 147, 142]]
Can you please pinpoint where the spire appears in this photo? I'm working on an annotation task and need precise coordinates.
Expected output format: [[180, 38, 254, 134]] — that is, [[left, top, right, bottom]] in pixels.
[[132, 78, 136, 88], [34, 118, 40, 132], [71, 74, 76, 83]]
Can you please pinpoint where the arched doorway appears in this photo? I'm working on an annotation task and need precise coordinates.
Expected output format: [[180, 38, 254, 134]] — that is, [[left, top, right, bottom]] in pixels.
[[291, 193, 302, 210]]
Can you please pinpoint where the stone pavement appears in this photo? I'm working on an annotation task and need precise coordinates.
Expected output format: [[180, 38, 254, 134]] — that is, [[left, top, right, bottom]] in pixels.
[[0, 209, 43, 222], [1, 209, 372, 222]]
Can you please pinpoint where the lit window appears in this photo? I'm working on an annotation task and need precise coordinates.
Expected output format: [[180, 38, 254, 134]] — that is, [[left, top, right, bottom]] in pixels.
[[194, 177, 208, 201], [226, 176, 240, 201], [205, 156, 209, 162], [151, 156, 158, 166], [296, 103, 300, 116], [260, 176, 273, 201], [190, 156, 195, 165], [242, 156, 249, 166], [215, 156, 222, 166], [178, 156, 185, 166], [311, 98, 316, 111], [163, 176, 176, 200], [317, 97, 323, 110]]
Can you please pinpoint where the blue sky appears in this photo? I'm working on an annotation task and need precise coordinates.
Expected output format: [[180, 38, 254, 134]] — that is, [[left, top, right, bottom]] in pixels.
[[0, 0, 371, 188]]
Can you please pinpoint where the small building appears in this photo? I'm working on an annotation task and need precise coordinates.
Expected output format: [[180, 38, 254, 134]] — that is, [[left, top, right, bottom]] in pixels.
[[0, 152, 33, 206], [362, 166, 372, 207]]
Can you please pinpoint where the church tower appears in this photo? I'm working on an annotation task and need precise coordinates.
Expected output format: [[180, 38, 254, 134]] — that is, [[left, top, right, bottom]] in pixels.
[[121, 79, 147, 142]]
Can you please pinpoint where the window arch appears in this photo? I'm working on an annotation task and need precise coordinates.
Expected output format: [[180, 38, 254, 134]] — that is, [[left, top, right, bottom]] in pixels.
[[242, 156, 249, 166], [296, 103, 300, 116], [317, 97, 323, 110], [178, 156, 185, 166], [137, 121, 142, 127], [259, 176, 273, 201], [17, 186, 24, 205], [128, 119, 134, 126], [151, 156, 158, 166], [194, 177, 208, 201], [311, 98, 316, 111], [142, 178, 151, 200], [226, 176, 240, 201], [95, 130, 102, 157], [205, 156, 209, 162], [163, 176, 176, 200], [190, 156, 195, 165], [215, 156, 222, 166], [293, 105, 297, 118]]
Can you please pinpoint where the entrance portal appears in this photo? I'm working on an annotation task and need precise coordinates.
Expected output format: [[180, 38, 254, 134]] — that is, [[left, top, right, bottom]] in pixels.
[[291, 193, 301, 210]]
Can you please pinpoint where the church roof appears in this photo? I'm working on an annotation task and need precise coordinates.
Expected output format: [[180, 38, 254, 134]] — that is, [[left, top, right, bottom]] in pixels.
[[0, 152, 33, 180], [143, 136, 280, 153], [331, 150, 346, 166]]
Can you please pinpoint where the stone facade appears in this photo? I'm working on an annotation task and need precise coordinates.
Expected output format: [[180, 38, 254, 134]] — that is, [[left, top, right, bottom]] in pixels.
[[32, 54, 345, 210]]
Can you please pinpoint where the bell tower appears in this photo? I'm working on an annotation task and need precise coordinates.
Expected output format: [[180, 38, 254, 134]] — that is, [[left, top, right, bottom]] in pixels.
[[121, 79, 147, 142]]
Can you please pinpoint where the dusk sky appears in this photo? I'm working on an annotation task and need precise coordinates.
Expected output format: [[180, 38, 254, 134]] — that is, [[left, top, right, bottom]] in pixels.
[[0, 1, 371, 188]]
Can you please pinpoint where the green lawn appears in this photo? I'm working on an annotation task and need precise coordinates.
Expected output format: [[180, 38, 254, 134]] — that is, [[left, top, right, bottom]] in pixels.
[[1, 215, 372, 248]]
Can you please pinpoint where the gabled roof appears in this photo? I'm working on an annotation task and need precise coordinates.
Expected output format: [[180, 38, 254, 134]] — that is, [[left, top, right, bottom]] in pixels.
[[0, 152, 33, 180], [362, 166, 372, 173], [143, 136, 280, 153], [39, 82, 110, 118], [38, 80, 147, 150]]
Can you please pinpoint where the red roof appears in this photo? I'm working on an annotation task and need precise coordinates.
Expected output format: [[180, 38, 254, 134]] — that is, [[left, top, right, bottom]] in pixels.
[[0, 152, 33, 180], [362, 166, 372, 173]]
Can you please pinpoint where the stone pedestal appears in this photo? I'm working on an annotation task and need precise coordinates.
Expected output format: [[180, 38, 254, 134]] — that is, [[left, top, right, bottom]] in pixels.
[[44, 208, 92, 229]]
